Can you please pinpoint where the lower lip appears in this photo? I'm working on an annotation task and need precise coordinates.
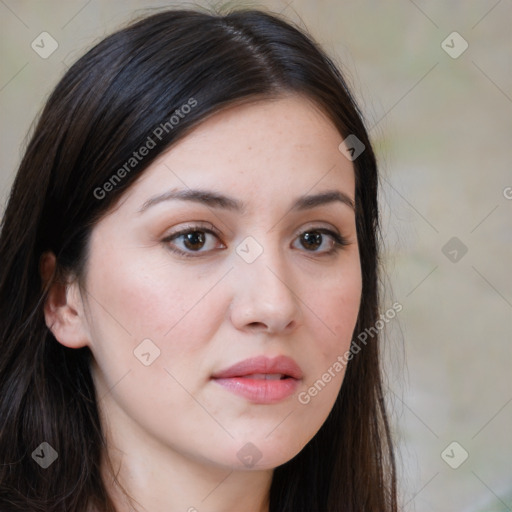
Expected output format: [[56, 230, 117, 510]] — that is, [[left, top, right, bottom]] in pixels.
[[213, 377, 300, 404]]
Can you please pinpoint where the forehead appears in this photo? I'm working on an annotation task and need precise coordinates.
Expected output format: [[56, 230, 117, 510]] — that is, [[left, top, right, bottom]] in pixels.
[[116, 94, 355, 214]]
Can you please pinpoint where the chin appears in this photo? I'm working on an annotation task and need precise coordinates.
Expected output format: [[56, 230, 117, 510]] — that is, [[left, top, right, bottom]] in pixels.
[[222, 434, 311, 472]]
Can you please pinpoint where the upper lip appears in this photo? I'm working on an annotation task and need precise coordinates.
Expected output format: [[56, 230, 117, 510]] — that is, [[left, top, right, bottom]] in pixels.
[[212, 355, 303, 380]]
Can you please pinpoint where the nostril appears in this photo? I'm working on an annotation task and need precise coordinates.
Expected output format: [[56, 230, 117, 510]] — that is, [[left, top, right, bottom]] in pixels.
[[248, 322, 266, 329]]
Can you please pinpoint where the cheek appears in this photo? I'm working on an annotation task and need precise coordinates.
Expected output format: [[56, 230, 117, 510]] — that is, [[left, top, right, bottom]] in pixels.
[[87, 241, 221, 342], [85, 251, 228, 433], [82, 241, 231, 411], [292, 261, 362, 421], [311, 264, 362, 360]]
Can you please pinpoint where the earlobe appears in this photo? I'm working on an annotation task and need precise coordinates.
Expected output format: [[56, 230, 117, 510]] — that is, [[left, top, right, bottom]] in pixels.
[[40, 251, 90, 349]]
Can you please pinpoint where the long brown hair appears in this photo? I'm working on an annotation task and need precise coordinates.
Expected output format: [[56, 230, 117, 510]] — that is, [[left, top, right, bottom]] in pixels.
[[0, 8, 397, 511]]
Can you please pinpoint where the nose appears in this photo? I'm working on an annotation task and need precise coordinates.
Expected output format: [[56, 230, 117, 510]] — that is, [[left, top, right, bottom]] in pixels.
[[229, 242, 302, 335]]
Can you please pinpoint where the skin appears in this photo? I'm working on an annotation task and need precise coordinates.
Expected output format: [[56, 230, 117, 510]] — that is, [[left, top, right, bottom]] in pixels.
[[42, 94, 362, 512]]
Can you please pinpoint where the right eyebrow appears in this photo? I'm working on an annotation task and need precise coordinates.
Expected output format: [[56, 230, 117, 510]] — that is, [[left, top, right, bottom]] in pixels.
[[137, 188, 245, 214]]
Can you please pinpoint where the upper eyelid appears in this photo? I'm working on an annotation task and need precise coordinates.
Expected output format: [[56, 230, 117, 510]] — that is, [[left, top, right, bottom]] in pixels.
[[165, 222, 219, 235]]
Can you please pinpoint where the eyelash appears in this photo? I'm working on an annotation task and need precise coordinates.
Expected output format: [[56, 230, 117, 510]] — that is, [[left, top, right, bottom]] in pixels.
[[162, 223, 350, 259]]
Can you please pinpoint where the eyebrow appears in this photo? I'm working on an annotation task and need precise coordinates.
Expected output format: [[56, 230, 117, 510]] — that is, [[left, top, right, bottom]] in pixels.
[[137, 188, 355, 215]]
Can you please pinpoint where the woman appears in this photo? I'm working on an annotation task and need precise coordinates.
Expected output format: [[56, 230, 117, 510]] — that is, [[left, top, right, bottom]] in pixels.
[[0, 8, 398, 512]]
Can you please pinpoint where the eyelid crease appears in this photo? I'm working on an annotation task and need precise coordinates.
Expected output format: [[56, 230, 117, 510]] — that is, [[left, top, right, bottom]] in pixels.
[[164, 221, 219, 236]]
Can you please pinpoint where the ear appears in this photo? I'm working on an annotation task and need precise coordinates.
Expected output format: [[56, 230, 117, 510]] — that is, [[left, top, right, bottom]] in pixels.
[[40, 251, 90, 349]]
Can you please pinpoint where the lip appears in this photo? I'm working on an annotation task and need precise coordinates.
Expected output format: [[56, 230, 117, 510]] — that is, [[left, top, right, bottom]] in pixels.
[[211, 355, 303, 404]]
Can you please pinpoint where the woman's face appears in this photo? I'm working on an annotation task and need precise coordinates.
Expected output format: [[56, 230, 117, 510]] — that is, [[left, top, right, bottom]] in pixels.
[[78, 94, 362, 471]]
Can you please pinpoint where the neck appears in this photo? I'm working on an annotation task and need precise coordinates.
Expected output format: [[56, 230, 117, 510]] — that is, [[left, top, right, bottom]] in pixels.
[[99, 420, 272, 512]]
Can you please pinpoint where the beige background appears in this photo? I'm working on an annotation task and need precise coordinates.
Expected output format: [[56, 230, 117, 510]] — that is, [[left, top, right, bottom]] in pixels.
[[1, 1, 511, 510]]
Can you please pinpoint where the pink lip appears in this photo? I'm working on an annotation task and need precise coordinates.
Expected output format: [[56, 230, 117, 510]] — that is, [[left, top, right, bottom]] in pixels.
[[211, 355, 303, 404]]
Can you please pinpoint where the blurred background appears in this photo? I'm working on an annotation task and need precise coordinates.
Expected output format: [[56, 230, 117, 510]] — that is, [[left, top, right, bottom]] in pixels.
[[1, 1, 511, 510]]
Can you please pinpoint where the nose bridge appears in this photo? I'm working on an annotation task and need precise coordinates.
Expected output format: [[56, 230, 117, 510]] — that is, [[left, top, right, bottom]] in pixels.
[[230, 232, 301, 332], [237, 231, 290, 291]]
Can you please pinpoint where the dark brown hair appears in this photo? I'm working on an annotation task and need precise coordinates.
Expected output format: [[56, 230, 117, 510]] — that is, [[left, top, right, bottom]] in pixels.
[[0, 8, 397, 511]]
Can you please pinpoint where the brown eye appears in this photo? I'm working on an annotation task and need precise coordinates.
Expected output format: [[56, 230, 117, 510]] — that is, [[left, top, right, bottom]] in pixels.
[[294, 228, 348, 255], [300, 231, 323, 251], [182, 231, 206, 251], [163, 225, 225, 258]]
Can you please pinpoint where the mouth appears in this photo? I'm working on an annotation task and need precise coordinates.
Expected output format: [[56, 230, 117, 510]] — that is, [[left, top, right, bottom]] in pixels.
[[211, 355, 302, 404]]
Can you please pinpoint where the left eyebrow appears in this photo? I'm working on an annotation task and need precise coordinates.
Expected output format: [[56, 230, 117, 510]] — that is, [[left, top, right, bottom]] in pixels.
[[292, 190, 355, 212], [137, 188, 355, 215]]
